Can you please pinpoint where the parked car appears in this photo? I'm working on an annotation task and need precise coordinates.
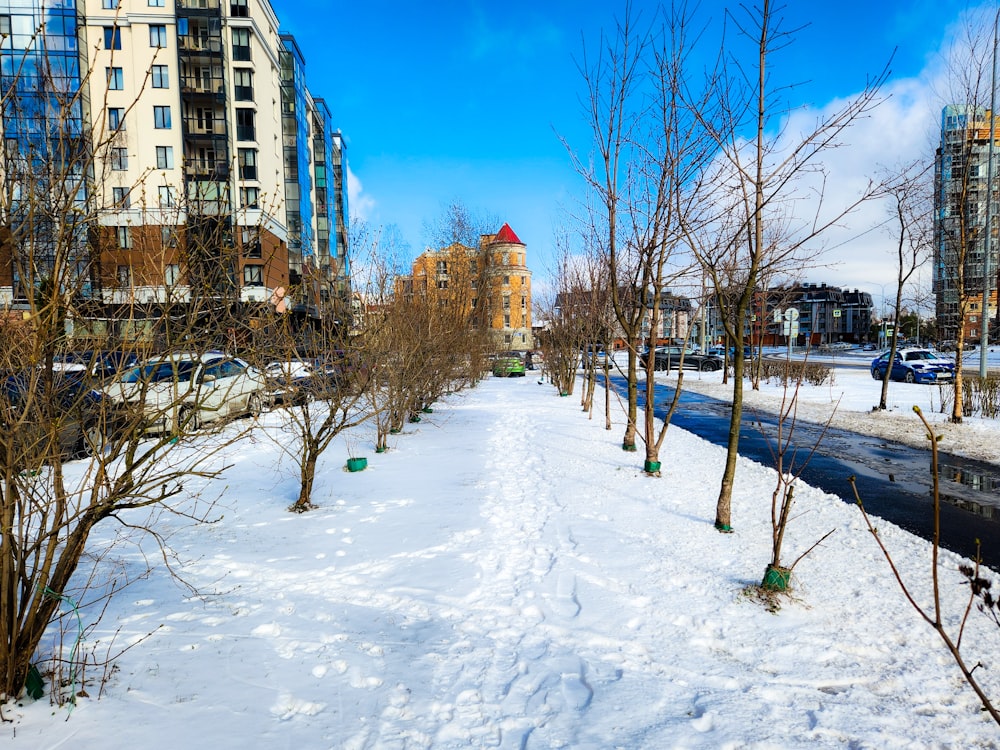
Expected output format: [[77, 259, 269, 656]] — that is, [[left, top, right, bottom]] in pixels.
[[706, 345, 757, 360], [264, 359, 342, 406], [52, 350, 140, 380], [492, 354, 526, 377], [870, 348, 955, 384], [101, 352, 266, 434], [641, 346, 723, 372], [2, 369, 115, 460], [580, 346, 613, 369]]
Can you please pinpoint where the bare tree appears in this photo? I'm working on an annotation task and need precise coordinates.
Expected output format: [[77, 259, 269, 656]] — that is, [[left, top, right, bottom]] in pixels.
[[569, 3, 708, 472], [683, 0, 886, 531], [876, 162, 934, 410], [249, 284, 373, 513], [0, 28, 269, 699], [852, 408, 1000, 727], [934, 9, 1000, 422], [567, 8, 654, 454]]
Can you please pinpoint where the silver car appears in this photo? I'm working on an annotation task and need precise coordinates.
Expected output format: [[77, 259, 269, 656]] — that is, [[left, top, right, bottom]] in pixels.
[[102, 352, 266, 434]]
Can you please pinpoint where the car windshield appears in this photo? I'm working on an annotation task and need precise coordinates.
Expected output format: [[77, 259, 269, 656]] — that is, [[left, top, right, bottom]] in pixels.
[[120, 360, 198, 383], [904, 351, 936, 361]]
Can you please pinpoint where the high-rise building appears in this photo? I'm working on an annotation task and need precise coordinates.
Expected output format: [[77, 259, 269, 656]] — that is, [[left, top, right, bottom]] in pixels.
[[934, 104, 999, 342], [0, 0, 348, 334]]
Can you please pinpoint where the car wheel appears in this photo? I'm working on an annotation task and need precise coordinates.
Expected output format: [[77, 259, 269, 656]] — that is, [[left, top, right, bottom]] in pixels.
[[247, 392, 263, 417], [904, 371, 915, 384], [81, 420, 107, 457], [178, 405, 200, 433], [700, 360, 719, 372], [871, 368, 881, 380]]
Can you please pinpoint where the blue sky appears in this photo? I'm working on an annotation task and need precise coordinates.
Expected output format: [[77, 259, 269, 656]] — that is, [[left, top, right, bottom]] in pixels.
[[279, 1, 993, 307]]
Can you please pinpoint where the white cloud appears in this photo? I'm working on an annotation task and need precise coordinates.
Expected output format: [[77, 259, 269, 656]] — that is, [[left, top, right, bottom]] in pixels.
[[347, 165, 376, 222]]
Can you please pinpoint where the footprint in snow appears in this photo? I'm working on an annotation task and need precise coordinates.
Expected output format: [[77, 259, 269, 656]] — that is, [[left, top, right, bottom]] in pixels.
[[560, 673, 593, 710], [552, 572, 581, 618]]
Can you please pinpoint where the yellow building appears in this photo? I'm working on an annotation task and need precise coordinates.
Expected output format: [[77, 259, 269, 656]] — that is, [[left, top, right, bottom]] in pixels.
[[400, 223, 533, 350]]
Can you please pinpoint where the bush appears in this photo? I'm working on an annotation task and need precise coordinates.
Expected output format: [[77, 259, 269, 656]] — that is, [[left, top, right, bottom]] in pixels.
[[942, 374, 1000, 418], [755, 359, 834, 387]]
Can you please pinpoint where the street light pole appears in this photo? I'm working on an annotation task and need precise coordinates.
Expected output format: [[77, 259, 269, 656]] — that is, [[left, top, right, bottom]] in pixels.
[[981, 8, 998, 378]]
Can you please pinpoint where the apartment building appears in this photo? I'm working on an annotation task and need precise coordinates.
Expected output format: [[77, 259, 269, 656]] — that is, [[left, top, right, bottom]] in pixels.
[[0, 0, 347, 331], [757, 283, 874, 346], [399, 223, 533, 350], [934, 104, 1000, 342]]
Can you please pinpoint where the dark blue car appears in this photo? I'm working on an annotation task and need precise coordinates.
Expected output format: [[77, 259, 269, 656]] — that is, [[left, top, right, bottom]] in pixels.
[[870, 348, 955, 384]]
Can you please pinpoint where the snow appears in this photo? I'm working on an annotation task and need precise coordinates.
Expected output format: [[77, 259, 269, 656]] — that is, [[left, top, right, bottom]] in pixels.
[[4, 350, 1000, 748]]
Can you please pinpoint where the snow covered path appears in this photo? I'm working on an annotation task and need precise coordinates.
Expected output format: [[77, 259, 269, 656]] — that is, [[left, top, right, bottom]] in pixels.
[[8, 375, 1000, 748]]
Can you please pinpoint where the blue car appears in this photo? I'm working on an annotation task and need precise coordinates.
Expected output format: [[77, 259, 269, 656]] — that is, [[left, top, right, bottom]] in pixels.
[[870, 348, 955, 384]]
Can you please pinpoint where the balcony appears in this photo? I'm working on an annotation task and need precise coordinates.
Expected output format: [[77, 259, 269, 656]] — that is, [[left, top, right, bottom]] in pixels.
[[176, 0, 222, 13], [184, 162, 230, 180]]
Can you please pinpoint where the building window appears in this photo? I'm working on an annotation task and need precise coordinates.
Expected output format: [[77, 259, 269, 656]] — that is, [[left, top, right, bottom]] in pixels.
[[165, 263, 180, 286], [151, 65, 169, 88], [115, 226, 132, 249], [241, 229, 262, 258], [110, 148, 128, 170], [503, 295, 510, 309], [195, 107, 215, 132], [117, 265, 132, 286], [503, 275, 509, 285], [108, 107, 125, 131], [235, 108, 255, 140], [149, 25, 167, 48], [103, 26, 121, 50], [504, 314, 511, 328], [238, 148, 257, 179], [437, 279, 448, 289], [158, 185, 175, 207], [102, 0, 120, 8], [0, 16, 9, 37], [240, 186, 259, 208], [155, 146, 173, 169], [234, 69, 253, 101], [106, 67, 123, 90], [231, 0, 249, 17], [436, 260, 448, 275], [149, 0, 165, 6], [112, 187, 130, 208], [243, 264, 263, 286], [153, 105, 171, 129], [161, 226, 178, 248], [232, 28, 251, 61], [521, 296, 527, 311]]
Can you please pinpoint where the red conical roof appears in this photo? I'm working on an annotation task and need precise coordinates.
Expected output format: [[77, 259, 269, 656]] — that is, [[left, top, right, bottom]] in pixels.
[[493, 223, 523, 245]]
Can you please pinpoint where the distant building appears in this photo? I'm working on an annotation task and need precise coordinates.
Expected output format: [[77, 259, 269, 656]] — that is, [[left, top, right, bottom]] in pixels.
[[398, 223, 533, 350], [963, 290, 998, 344], [758, 283, 874, 346]]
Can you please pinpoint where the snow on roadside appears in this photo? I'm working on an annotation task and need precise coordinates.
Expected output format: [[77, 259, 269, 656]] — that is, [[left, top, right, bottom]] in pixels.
[[648, 354, 1000, 465]]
